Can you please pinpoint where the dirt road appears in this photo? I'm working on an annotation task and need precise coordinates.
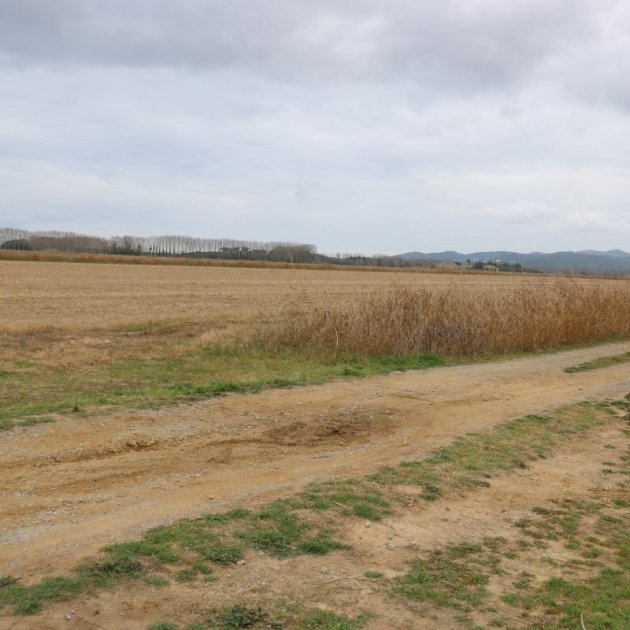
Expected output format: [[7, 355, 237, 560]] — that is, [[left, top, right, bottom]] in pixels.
[[1, 342, 629, 579]]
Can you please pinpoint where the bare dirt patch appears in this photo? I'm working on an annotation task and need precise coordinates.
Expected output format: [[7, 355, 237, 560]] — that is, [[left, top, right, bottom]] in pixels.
[[1, 341, 629, 586], [3, 404, 627, 629]]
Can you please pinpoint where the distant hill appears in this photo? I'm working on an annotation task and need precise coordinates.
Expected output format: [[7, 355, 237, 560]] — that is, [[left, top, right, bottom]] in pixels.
[[399, 250, 630, 274]]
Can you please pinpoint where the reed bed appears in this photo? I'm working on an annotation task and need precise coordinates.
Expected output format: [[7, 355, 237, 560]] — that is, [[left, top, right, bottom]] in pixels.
[[264, 280, 630, 357]]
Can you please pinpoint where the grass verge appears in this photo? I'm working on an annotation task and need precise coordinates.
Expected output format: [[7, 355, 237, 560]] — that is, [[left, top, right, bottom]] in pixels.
[[564, 350, 630, 373], [392, 396, 630, 628], [3, 280, 630, 430], [369, 402, 609, 497], [0, 345, 443, 428], [395, 441, 630, 628], [0, 397, 623, 618]]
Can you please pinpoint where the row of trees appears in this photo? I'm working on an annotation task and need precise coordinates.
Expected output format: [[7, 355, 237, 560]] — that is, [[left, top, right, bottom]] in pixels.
[[0, 228, 110, 253], [0, 228, 317, 261], [106, 234, 321, 262], [0, 227, 421, 267]]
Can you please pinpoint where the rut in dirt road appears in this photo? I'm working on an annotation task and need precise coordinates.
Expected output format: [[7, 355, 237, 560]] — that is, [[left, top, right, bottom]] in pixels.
[[1, 341, 630, 577]]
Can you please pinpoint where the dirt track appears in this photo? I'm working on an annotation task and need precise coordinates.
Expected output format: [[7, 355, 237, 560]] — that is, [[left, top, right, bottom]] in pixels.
[[2, 342, 630, 580]]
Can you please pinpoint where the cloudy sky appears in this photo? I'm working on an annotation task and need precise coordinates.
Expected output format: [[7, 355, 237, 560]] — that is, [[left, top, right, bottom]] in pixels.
[[1, 0, 629, 254]]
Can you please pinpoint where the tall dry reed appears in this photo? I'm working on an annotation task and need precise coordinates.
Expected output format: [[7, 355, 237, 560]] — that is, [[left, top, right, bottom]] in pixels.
[[263, 280, 630, 357]]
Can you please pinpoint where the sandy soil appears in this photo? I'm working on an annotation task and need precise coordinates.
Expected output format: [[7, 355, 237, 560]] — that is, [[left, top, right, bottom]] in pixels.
[[1, 340, 629, 587]]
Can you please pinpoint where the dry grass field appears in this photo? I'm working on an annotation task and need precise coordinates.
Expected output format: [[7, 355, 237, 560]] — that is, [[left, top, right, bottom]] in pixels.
[[1, 259, 629, 629], [0, 258, 592, 334]]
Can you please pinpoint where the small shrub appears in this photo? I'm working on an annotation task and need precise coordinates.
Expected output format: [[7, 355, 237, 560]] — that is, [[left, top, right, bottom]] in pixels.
[[0, 576, 19, 589], [202, 544, 244, 565], [80, 556, 144, 585], [216, 605, 266, 628], [298, 536, 346, 555]]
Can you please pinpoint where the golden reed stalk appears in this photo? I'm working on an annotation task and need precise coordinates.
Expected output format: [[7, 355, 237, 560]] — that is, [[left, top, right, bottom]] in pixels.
[[265, 281, 630, 357]]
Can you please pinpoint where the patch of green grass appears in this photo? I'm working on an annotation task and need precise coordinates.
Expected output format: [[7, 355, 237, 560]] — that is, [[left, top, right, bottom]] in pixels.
[[145, 576, 170, 587], [230, 500, 344, 558], [396, 544, 490, 610], [202, 545, 244, 565], [0, 577, 19, 589], [149, 622, 178, 630], [238, 529, 295, 556], [176, 569, 197, 582], [399, 499, 629, 624], [193, 561, 213, 575], [395, 425, 630, 628], [300, 480, 390, 521], [79, 555, 145, 587], [0, 576, 85, 615], [104, 539, 181, 564], [297, 533, 347, 555], [0, 495, 350, 616], [420, 484, 442, 501], [0, 415, 56, 431], [214, 605, 267, 628], [165, 381, 256, 397], [301, 609, 370, 629], [515, 498, 604, 543], [5, 322, 624, 427], [369, 405, 611, 498], [235, 500, 310, 557], [502, 567, 630, 628], [0, 342, 445, 424], [204, 508, 253, 523], [364, 570, 384, 579], [13, 360, 34, 369], [513, 572, 534, 590], [500, 592, 523, 607], [565, 351, 630, 373], [205, 603, 370, 629]]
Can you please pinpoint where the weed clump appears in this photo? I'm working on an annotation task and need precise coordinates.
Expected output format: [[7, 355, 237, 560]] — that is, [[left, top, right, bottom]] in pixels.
[[216, 605, 266, 628]]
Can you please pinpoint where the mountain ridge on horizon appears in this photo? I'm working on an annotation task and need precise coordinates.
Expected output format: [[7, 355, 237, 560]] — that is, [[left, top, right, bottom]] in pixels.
[[399, 249, 630, 273]]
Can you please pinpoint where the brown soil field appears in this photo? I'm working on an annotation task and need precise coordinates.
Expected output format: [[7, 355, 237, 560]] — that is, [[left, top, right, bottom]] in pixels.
[[2, 259, 628, 334], [1, 260, 629, 628], [8, 409, 625, 630], [1, 340, 629, 575], [1, 342, 630, 629]]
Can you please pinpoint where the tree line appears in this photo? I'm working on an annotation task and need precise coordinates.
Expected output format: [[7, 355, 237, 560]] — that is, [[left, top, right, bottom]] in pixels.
[[0, 227, 420, 267]]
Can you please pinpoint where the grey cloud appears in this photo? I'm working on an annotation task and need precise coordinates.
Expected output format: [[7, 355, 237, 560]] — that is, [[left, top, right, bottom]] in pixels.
[[0, 0, 608, 91], [562, 41, 630, 112], [1, 1, 629, 254]]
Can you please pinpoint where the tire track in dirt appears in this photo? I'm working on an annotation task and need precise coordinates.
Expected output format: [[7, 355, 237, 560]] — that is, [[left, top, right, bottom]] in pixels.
[[5, 405, 628, 630], [1, 341, 630, 577]]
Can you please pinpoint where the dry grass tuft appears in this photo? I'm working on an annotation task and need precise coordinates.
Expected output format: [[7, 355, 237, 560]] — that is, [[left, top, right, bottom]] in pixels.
[[264, 280, 630, 357]]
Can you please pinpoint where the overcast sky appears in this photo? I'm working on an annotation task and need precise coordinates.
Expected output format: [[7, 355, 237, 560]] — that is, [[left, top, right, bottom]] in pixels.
[[1, 1, 629, 254]]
